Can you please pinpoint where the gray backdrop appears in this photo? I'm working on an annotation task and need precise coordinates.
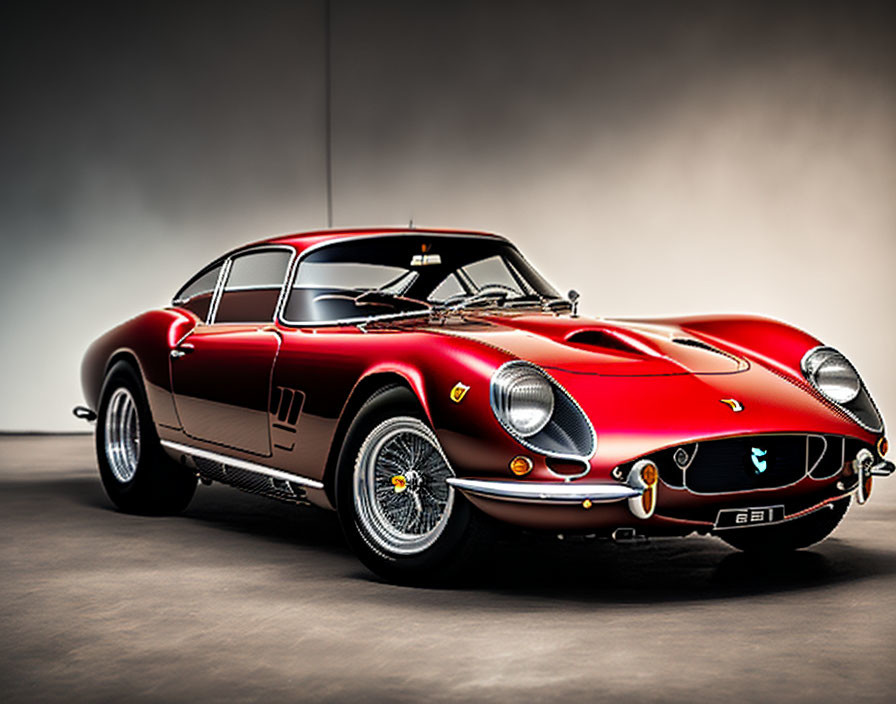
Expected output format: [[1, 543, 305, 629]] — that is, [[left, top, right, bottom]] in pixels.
[[1, 0, 894, 431]]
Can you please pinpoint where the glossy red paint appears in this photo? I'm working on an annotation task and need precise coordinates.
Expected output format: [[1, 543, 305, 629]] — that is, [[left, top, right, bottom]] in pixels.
[[81, 227, 886, 533]]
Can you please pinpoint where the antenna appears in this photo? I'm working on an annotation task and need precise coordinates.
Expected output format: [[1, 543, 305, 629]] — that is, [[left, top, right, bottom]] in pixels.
[[408, 217, 415, 230]]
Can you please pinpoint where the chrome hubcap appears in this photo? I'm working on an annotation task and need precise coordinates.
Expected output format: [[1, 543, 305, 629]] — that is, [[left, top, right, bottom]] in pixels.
[[353, 417, 455, 555], [105, 387, 141, 483]]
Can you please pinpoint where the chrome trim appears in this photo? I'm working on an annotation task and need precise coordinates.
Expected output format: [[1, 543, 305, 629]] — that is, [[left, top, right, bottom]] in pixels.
[[160, 440, 324, 490], [807, 435, 843, 480], [207, 257, 232, 324], [72, 406, 97, 422], [446, 477, 640, 504], [679, 433, 828, 496], [488, 360, 597, 462], [870, 460, 895, 477], [105, 388, 141, 483], [626, 459, 657, 519], [854, 448, 874, 505], [276, 232, 520, 328], [208, 245, 297, 325], [800, 345, 884, 433]]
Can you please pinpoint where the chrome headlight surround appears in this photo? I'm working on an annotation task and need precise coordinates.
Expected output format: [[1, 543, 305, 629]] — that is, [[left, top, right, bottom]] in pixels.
[[490, 361, 596, 460], [801, 346, 883, 433]]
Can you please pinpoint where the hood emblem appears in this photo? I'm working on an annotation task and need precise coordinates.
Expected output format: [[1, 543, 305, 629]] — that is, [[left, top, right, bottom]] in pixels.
[[751, 447, 768, 473], [450, 383, 470, 403], [720, 398, 743, 412]]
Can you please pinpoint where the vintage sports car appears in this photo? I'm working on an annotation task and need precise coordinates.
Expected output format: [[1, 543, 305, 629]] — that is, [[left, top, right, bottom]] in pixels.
[[76, 227, 893, 581]]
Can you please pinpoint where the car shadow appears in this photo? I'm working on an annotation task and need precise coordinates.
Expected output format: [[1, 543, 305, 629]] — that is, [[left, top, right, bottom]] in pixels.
[[59, 473, 896, 605]]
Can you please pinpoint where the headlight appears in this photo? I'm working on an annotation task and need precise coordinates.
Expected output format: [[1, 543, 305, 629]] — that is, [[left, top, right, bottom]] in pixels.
[[801, 346, 883, 433], [490, 364, 554, 436], [489, 361, 596, 459], [802, 348, 860, 404]]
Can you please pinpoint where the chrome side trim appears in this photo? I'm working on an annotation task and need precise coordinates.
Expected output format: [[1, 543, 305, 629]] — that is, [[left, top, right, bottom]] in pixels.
[[160, 440, 324, 490], [446, 477, 640, 504]]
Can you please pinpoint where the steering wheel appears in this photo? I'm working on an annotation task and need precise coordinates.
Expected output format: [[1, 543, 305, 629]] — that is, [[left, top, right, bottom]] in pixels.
[[443, 284, 518, 308]]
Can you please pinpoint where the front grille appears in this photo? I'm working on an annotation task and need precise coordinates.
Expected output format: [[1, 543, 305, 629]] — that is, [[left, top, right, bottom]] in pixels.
[[683, 435, 807, 493], [650, 434, 859, 494]]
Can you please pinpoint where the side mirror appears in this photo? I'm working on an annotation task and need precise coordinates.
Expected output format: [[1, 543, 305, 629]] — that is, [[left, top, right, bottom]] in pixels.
[[568, 289, 580, 317]]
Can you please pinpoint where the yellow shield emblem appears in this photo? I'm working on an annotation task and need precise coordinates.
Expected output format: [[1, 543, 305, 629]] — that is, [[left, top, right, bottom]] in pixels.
[[450, 383, 470, 403]]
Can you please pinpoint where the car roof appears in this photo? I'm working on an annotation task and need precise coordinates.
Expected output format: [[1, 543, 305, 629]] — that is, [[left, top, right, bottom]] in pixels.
[[246, 226, 508, 255]]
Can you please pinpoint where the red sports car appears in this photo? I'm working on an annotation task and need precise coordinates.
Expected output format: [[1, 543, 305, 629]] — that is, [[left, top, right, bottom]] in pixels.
[[76, 227, 893, 581]]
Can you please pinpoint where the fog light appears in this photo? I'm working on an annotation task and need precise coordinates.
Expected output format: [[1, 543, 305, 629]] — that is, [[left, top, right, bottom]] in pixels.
[[509, 455, 533, 477], [878, 437, 888, 458]]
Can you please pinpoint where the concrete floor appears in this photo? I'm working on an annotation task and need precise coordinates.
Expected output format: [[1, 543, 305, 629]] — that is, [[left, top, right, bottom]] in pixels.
[[1, 435, 894, 703]]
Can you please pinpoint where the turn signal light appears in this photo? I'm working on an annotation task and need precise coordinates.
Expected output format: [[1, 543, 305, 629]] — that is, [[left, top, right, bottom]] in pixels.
[[509, 456, 533, 476], [641, 485, 655, 514], [627, 459, 659, 519], [878, 437, 888, 458]]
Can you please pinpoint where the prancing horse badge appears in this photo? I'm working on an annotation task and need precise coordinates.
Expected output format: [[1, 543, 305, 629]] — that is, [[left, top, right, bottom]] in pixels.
[[720, 398, 744, 412]]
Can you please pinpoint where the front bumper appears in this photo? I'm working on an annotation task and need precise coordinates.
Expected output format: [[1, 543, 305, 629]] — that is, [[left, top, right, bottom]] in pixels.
[[447, 457, 894, 534], [446, 477, 641, 504]]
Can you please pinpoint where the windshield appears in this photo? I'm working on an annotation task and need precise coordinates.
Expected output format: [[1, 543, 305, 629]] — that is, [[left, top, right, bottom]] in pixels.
[[282, 234, 561, 324]]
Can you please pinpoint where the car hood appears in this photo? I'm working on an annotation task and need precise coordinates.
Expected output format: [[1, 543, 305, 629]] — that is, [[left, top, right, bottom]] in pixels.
[[426, 313, 749, 376]]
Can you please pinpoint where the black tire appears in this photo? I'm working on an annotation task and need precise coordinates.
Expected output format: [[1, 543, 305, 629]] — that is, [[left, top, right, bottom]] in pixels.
[[334, 385, 494, 583], [95, 361, 197, 515], [717, 497, 850, 553]]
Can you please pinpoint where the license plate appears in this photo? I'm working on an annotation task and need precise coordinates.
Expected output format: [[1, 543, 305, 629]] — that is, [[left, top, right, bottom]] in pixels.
[[714, 505, 785, 530]]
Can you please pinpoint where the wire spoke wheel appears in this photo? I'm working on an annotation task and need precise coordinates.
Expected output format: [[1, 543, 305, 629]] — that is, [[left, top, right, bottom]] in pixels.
[[104, 387, 141, 483], [354, 417, 455, 555]]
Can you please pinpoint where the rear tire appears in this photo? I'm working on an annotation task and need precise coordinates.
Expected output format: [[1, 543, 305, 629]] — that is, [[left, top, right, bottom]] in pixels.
[[334, 385, 494, 583], [717, 497, 850, 552], [96, 361, 197, 515]]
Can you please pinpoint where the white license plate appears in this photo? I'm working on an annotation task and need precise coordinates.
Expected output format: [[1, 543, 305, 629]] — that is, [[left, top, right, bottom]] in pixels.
[[714, 505, 785, 530]]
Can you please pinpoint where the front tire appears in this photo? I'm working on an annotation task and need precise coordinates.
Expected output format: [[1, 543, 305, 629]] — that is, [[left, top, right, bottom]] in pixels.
[[96, 361, 197, 515], [335, 385, 491, 583], [717, 497, 850, 553]]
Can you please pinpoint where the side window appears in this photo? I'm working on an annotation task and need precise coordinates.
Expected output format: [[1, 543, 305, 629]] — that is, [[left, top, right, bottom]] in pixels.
[[173, 263, 223, 322], [214, 249, 292, 324]]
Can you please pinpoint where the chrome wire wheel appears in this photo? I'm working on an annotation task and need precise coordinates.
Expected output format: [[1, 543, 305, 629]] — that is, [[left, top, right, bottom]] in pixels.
[[353, 417, 455, 556], [104, 387, 141, 483]]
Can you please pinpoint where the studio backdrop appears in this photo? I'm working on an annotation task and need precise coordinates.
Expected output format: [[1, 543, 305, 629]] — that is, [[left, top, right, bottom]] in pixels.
[[1, 0, 893, 431]]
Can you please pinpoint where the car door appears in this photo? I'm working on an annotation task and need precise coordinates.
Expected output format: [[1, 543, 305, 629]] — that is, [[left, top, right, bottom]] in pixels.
[[170, 247, 293, 457]]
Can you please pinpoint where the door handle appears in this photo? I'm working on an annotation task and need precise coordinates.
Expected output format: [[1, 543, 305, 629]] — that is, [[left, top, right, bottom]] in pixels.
[[170, 343, 194, 359]]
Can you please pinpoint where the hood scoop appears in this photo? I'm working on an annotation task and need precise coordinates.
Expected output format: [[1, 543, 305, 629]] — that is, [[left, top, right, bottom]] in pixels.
[[672, 337, 739, 361], [565, 329, 656, 357]]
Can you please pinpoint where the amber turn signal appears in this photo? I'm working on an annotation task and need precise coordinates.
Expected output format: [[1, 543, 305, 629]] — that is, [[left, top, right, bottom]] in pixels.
[[640, 462, 658, 486], [878, 437, 888, 457], [509, 455, 533, 476], [641, 485, 655, 514]]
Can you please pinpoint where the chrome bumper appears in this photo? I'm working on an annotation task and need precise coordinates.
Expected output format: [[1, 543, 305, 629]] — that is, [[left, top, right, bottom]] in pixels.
[[870, 460, 895, 476], [445, 477, 641, 504]]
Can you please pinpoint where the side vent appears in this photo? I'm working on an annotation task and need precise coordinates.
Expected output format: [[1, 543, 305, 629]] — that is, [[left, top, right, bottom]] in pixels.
[[270, 386, 305, 452]]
